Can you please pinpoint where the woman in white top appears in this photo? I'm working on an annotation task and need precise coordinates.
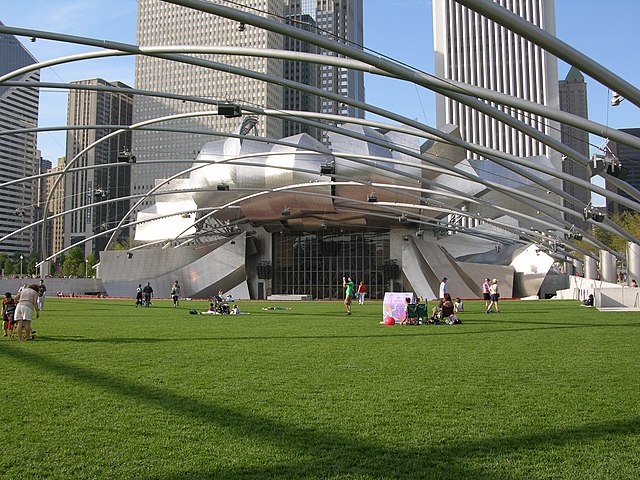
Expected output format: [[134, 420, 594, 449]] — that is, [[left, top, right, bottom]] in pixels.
[[14, 284, 39, 341], [487, 279, 500, 314]]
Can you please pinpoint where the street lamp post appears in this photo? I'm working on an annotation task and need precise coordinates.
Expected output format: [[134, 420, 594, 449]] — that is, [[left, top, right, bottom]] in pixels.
[[20, 254, 24, 277], [85, 259, 89, 278]]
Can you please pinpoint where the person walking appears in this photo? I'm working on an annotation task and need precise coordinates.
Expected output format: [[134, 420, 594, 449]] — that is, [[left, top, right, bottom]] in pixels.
[[482, 278, 491, 311], [343, 276, 355, 315], [14, 284, 39, 341], [487, 278, 500, 314], [357, 281, 366, 305], [37, 279, 47, 311], [171, 280, 181, 307], [135, 284, 143, 307], [438, 277, 449, 300], [142, 282, 153, 307]]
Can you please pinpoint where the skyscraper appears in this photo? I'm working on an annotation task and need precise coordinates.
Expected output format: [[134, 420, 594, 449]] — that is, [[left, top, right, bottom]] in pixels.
[[33, 153, 52, 261], [559, 66, 590, 227], [63, 78, 133, 257], [282, 11, 321, 140], [133, 0, 286, 211], [607, 128, 640, 216], [132, 0, 365, 211], [45, 158, 67, 265], [433, 0, 560, 165], [0, 23, 39, 255], [313, 0, 365, 119]]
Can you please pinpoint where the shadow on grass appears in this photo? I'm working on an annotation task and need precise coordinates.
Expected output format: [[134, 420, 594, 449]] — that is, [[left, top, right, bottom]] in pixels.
[[2, 347, 639, 479], [471, 318, 640, 328]]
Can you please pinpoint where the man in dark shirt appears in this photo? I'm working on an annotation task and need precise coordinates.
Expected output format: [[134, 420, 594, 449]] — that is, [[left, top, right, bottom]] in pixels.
[[142, 283, 153, 307], [37, 280, 47, 311]]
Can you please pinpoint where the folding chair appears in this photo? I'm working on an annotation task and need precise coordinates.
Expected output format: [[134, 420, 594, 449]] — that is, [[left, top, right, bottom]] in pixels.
[[406, 304, 419, 325], [417, 303, 427, 324]]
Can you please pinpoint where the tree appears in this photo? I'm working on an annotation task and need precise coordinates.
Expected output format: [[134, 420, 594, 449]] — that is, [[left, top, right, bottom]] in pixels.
[[110, 239, 143, 251], [3, 257, 15, 276], [62, 247, 85, 277], [27, 252, 39, 277], [592, 211, 640, 253], [0, 253, 8, 276], [51, 254, 66, 277]]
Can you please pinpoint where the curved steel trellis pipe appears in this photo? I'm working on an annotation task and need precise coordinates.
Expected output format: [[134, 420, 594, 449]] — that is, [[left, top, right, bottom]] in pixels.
[[4, 150, 604, 263], [3, 100, 635, 253], [4, 44, 640, 153], [3, 68, 636, 251], [2, 31, 639, 214], [0, 23, 632, 266], [270, 111, 640, 245], [454, 0, 640, 108], [2, 109, 633, 249], [0, 27, 599, 186], [156, 1, 630, 181], [1, 28, 637, 203]]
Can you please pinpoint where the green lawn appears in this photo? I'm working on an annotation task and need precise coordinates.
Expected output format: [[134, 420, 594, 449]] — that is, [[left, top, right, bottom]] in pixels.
[[1, 298, 639, 479]]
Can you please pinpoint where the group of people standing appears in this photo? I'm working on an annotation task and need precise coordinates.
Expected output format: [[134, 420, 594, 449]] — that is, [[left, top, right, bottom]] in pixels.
[[135, 280, 183, 307], [482, 277, 500, 313], [1, 280, 46, 341], [135, 282, 155, 307]]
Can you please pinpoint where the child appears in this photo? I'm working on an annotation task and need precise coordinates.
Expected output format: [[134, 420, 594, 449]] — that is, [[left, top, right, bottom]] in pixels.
[[2, 292, 16, 337], [230, 304, 240, 315], [357, 281, 366, 305], [201, 303, 217, 314], [400, 297, 411, 325], [454, 297, 464, 313]]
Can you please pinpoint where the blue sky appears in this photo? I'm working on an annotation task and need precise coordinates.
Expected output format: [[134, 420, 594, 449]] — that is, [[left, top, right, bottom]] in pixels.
[[2, 0, 639, 205]]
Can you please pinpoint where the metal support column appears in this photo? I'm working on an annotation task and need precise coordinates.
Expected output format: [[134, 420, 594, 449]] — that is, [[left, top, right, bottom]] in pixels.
[[584, 255, 597, 280], [626, 242, 640, 286], [599, 250, 616, 283]]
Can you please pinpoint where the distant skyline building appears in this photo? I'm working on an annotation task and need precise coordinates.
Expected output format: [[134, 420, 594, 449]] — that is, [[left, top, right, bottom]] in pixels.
[[45, 158, 66, 265], [283, 11, 321, 140], [312, 0, 365, 120], [33, 153, 52, 261], [433, 0, 560, 167], [607, 128, 640, 216], [0, 23, 40, 255], [63, 78, 133, 257], [558, 66, 590, 227]]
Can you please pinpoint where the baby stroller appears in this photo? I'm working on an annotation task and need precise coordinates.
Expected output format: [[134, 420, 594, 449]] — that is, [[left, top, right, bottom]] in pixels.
[[213, 299, 230, 314]]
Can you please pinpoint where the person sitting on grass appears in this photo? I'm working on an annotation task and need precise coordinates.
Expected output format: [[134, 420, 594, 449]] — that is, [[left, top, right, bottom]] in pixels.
[[230, 304, 240, 315], [454, 297, 464, 313], [441, 293, 455, 320], [431, 302, 442, 324], [582, 294, 594, 307], [202, 303, 217, 314]]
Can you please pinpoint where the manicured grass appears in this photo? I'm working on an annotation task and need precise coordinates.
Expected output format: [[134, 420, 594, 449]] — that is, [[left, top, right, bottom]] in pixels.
[[1, 298, 639, 479]]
